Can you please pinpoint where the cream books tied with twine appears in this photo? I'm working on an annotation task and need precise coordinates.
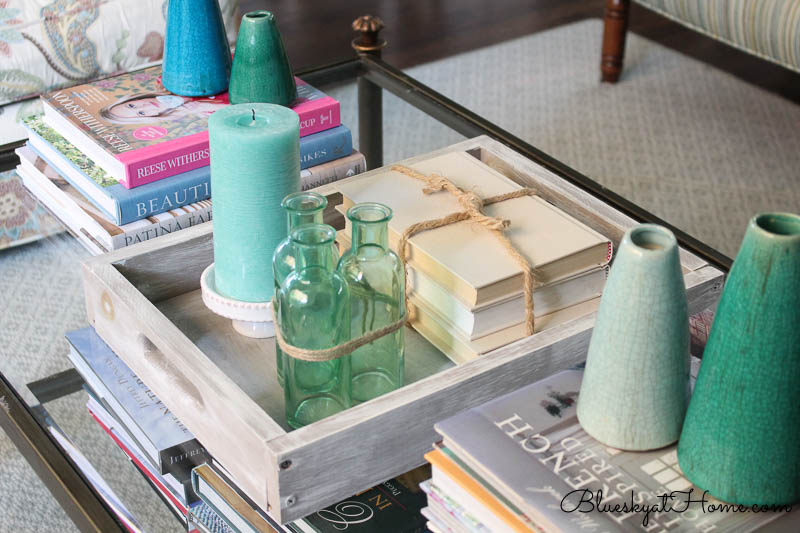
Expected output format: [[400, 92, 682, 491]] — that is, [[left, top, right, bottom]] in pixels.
[[335, 151, 613, 362], [338, 151, 612, 307], [276, 150, 612, 367]]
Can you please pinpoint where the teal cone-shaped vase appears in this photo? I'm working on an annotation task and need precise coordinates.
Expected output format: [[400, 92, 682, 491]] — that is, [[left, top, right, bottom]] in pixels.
[[162, 0, 232, 96], [577, 224, 689, 451], [678, 213, 800, 505], [229, 11, 296, 106]]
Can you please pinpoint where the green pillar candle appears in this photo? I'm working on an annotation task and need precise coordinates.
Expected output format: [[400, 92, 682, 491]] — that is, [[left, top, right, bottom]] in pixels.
[[209, 103, 300, 302]]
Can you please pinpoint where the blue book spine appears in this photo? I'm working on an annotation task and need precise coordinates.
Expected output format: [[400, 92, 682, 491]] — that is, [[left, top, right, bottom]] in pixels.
[[299, 125, 353, 170], [116, 168, 211, 225]]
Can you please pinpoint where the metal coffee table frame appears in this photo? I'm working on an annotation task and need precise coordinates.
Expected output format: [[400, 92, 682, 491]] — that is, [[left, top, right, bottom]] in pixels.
[[0, 18, 731, 533]]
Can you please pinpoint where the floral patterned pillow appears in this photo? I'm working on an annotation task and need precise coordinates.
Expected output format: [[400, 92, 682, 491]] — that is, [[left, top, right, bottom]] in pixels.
[[0, 168, 63, 250], [0, 0, 240, 106]]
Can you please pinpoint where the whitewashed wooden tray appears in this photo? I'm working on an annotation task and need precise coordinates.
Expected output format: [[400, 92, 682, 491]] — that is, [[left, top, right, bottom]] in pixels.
[[81, 136, 724, 523]]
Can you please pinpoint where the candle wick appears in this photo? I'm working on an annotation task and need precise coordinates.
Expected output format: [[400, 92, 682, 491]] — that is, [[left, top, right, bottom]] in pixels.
[[252, 109, 255, 121]]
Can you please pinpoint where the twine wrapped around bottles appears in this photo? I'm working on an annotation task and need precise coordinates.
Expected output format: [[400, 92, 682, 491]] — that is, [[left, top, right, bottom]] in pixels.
[[274, 165, 538, 362]]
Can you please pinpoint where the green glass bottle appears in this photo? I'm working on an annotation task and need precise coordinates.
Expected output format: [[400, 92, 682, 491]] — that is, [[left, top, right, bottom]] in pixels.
[[272, 192, 336, 386], [337, 203, 404, 404], [277, 224, 351, 428]]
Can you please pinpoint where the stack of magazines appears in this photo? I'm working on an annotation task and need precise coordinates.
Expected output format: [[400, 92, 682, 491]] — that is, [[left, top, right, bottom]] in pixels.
[[422, 368, 796, 533], [65, 326, 429, 533], [16, 66, 364, 255]]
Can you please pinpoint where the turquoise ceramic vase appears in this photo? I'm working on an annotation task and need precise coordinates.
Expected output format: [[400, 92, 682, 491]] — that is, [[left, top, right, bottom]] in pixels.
[[678, 213, 800, 505], [577, 224, 689, 451], [162, 0, 232, 96], [229, 11, 296, 106]]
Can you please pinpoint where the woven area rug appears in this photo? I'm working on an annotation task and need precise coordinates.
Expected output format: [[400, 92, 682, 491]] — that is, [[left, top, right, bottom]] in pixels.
[[1, 18, 799, 532]]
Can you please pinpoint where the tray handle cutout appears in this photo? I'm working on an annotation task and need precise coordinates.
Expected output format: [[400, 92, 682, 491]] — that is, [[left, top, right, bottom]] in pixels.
[[138, 334, 205, 412]]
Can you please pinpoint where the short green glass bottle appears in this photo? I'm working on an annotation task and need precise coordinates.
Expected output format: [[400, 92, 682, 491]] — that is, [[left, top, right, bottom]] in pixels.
[[337, 203, 405, 404], [272, 192, 336, 387], [277, 224, 351, 429]]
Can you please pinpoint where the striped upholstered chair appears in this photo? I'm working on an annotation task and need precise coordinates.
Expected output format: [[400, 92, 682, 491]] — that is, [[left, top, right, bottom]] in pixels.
[[601, 0, 800, 82]]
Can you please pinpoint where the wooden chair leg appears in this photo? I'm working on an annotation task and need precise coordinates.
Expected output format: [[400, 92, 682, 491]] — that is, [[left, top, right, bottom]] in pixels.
[[601, 0, 631, 83]]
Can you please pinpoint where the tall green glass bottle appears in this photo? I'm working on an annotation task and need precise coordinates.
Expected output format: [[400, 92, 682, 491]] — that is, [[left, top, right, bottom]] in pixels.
[[337, 203, 404, 404], [277, 224, 351, 428], [272, 192, 336, 386]]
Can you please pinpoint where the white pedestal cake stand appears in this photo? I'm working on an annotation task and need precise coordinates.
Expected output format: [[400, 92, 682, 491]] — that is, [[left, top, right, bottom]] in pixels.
[[200, 264, 275, 339]]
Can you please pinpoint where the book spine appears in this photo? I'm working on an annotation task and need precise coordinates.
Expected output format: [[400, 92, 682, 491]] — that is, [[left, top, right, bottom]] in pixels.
[[120, 132, 210, 189], [115, 202, 212, 249], [161, 441, 212, 483], [88, 408, 189, 515], [299, 126, 353, 170], [122, 123, 351, 187], [118, 171, 211, 224], [300, 151, 366, 190], [297, 96, 341, 137]]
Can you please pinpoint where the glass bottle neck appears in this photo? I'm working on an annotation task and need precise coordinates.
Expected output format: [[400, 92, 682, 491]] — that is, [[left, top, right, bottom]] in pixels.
[[282, 192, 327, 235], [287, 210, 323, 231], [291, 225, 337, 272], [352, 220, 389, 252]]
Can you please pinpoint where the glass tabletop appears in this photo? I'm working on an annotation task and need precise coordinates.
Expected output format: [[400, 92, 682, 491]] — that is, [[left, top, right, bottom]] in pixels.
[[0, 54, 730, 533]]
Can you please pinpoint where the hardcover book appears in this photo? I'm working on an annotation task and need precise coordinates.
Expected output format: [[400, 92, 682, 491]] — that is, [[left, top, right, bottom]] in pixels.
[[433, 369, 794, 532], [25, 115, 210, 225], [192, 460, 428, 533], [301, 150, 366, 190], [66, 327, 210, 482], [339, 227, 607, 339], [188, 501, 235, 533], [292, 470, 429, 533], [408, 294, 601, 363], [336, 151, 613, 308], [25, 116, 352, 224], [17, 145, 364, 254], [40, 66, 341, 188], [17, 145, 211, 253], [191, 463, 286, 533], [87, 397, 194, 515]]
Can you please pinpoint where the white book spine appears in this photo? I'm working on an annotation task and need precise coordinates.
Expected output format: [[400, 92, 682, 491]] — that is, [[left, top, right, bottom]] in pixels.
[[409, 263, 608, 339], [17, 155, 212, 254], [300, 151, 366, 191], [114, 202, 212, 249]]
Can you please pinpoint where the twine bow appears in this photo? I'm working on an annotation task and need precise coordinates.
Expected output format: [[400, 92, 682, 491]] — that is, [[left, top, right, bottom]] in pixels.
[[274, 164, 538, 362]]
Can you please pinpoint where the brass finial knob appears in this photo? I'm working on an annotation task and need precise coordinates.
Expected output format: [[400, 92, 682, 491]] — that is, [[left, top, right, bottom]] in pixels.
[[352, 15, 387, 53]]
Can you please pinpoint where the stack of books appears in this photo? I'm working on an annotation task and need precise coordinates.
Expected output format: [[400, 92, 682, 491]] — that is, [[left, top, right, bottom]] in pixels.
[[65, 326, 429, 532], [422, 369, 796, 532], [16, 66, 365, 255], [335, 151, 613, 362]]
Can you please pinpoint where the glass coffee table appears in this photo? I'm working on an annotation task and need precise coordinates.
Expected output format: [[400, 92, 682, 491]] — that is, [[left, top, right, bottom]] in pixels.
[[0, 18, 731, 533]]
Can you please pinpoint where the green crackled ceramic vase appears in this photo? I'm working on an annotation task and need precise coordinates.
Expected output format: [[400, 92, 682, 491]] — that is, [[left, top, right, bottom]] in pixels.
[[678, 213, 800, 506], [577, 224, 689, 451], [229, 11, 296, 106]]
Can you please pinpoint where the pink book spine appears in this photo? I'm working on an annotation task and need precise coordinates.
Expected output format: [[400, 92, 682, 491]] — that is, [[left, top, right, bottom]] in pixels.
[[115, 81, 339, 189], [296, 95, 341, 137], [116, 131, 210, 189]]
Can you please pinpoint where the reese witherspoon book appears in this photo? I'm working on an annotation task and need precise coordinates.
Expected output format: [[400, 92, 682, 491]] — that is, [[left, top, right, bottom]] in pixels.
[[40, 66, 341, 189]]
